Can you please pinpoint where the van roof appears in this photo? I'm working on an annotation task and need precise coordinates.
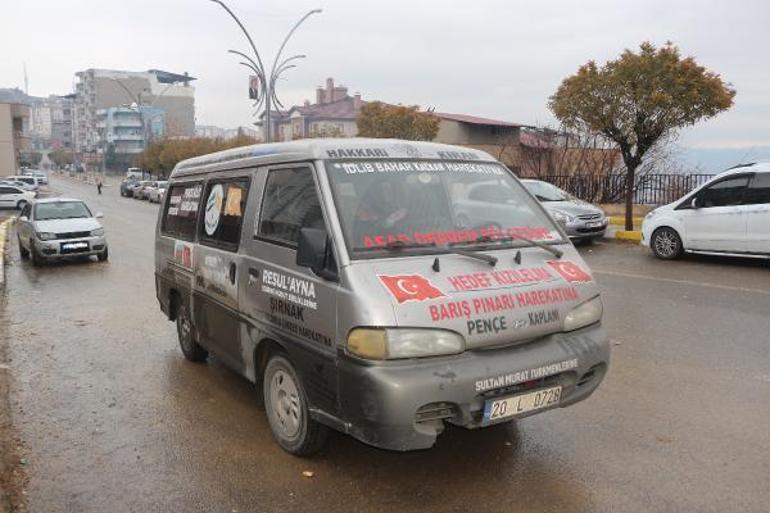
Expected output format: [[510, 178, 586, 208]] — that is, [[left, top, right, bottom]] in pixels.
[[170, 138, 498, 178]]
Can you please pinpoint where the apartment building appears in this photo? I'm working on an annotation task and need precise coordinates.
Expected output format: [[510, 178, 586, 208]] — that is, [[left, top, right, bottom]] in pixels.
[[73, 68, 195, 153]]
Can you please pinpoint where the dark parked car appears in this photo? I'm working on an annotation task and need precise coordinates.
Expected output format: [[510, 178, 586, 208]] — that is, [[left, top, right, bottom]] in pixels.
[[120, 178, 139, 197]]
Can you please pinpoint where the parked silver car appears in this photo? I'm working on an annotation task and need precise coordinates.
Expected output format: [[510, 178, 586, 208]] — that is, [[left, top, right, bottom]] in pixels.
[[522, 179, 608, 242], [17, 198, 109, 265]]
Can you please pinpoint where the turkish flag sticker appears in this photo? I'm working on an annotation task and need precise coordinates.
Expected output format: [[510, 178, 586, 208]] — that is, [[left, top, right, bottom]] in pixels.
[[547, 260, 593, 284], [378, 274, 446, 303]]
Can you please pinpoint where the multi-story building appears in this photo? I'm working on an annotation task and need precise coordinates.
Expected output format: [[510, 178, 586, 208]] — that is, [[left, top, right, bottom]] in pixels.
[[259, 77, 365, 141], [96, 106, 166, 170], [73, 68, 195, 154], [0, 102, 31, 176]]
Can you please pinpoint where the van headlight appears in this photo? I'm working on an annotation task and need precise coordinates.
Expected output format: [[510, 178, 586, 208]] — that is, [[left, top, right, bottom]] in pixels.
[[91, 227, 105, 236], [36, 232, 56, 241], [347, 328, 465, 360], [563, 296, 603, 332]]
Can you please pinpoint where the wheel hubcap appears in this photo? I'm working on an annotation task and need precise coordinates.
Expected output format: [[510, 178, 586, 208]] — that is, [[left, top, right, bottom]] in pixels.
[[269, 369, 301, 438], [178, 311, 192, 349], [655, 231, 678, 257]]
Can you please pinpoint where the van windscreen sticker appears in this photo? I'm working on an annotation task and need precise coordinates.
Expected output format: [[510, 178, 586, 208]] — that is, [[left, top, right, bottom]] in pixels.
[[378, 274, 446, 303], [546, 260, 592, 284], [204, 184, 224, 236]]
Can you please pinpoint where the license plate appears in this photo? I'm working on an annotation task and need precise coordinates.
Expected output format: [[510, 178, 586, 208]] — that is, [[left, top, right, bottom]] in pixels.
[[586, 221, 603, 228], [483, 386, 562, 424], [62, 242, 88, 250]]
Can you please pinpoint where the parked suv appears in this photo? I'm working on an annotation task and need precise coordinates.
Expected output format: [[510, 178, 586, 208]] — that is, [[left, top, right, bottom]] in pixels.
[[155, 139, 609, 455], [17, 198, 109, 265], [642, 162, 770, 259]]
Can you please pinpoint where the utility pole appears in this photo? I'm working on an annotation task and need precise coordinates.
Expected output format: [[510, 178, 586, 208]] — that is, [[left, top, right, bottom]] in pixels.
[[210, 1, 321, 143]]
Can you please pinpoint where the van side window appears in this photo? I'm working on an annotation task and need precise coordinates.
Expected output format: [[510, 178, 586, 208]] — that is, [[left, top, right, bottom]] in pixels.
[[745, 173, 770, 205], [199, 178, 250, 250], [161, 182, 203, 241], [257, 167, 324, 247]]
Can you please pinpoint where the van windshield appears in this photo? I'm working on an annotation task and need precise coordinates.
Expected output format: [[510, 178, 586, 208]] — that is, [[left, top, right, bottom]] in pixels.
[[325, 159, 564, 258]]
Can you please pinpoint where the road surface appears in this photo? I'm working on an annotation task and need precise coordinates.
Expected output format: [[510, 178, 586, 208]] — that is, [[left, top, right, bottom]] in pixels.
[[1, 175, 769, 512]]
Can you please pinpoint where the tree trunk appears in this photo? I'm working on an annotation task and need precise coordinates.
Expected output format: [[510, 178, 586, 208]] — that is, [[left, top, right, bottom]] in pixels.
[[624, 163, 638, 231]]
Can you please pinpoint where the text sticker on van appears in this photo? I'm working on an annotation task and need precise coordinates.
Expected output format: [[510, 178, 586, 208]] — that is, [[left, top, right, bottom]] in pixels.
[[378, 274, 445, 303]]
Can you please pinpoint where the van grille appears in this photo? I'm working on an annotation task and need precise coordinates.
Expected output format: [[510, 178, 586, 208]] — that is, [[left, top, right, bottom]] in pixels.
[[415, 402, 457, 423]]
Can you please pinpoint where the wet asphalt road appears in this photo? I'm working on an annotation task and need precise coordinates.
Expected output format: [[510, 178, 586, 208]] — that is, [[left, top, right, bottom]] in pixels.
[[2, 175, 769, 513]]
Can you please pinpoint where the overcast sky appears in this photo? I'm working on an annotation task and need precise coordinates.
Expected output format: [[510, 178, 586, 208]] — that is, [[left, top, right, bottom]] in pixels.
[[3, 0, 769, 166]]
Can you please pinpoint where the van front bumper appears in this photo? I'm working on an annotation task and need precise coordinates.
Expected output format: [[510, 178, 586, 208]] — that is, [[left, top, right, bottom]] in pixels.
[[337, 323, 609, 451]]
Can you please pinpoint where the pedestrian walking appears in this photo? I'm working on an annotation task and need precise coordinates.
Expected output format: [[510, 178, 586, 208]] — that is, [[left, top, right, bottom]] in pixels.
[[97, 179, 103, 195]]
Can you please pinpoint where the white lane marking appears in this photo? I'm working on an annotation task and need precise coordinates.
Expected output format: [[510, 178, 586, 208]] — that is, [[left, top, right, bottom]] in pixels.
[[592, 269, 770, 296]]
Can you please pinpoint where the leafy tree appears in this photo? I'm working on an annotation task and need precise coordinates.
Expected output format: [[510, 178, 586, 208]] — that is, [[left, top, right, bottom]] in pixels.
[[49, 150, 74, 168], [136, 135, 259, 177], [549, 42, 735, 229], [18, 151, 42, 167], [357, 102, 439, 141]]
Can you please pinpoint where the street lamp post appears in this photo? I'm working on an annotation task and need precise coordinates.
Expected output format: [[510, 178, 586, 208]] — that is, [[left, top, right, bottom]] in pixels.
[[210, 0, 321, 143]]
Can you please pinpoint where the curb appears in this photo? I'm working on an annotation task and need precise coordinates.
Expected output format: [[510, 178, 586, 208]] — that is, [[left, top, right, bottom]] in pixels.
[[0, 218, 15, 288], [614, 230, 642, 243], [608, 216, 644, 226]]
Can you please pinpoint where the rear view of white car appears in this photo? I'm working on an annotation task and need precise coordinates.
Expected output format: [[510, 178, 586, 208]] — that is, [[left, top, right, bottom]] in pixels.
[[642, 162, 770, 259]]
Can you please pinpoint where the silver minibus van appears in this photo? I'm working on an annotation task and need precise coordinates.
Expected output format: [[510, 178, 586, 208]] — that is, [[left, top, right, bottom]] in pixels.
[[155, 139, 609, 454]]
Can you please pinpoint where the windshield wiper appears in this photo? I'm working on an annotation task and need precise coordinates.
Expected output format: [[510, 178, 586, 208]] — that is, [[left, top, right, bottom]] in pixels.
[[356, 240, 438, 252], [355, 239, 497, 266], [462, 234, 564, 259]]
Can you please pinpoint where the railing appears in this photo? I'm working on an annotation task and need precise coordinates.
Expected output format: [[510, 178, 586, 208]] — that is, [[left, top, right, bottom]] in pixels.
[[523, 173, 715, 205]]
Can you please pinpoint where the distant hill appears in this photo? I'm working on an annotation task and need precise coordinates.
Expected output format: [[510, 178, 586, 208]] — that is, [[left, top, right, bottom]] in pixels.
[[680, 147, 770, 174]]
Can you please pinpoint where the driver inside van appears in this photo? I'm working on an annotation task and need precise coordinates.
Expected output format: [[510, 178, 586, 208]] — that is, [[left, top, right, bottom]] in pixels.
[[353, 175, 452, 246]]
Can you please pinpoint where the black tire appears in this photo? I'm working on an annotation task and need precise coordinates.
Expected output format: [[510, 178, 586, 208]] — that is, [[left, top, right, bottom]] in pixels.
[[97, 247, 109, 262], [16, 200, 27, 210], [18, 236, 29, 259], [175, 302, 208, 362], [263, 354, 328, 456], [651, 227, 684, 260]]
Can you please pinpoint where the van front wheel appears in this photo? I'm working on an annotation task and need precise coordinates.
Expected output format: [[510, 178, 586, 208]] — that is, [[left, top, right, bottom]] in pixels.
[[263, 354, 328, 455], [176, 303, 208, 362]]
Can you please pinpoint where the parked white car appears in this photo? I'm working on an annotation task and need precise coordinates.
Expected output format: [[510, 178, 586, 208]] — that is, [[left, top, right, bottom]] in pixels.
[[642, 162, 770, 259], [148, 181, 168, 203], [6, 175, 40, 191], [17, 198, 109, 265], [0, 184, 36, 209]]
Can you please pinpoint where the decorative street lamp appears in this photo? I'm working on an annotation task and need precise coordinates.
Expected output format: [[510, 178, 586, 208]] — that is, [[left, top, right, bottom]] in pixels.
[[209, 0, 321, 143]]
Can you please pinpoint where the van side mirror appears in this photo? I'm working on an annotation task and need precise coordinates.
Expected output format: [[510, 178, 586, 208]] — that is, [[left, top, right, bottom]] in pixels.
[[95, 212, 104, 219], [297, 227, 337, 281], [19, 215, 28, 222], [690, 197, 701, 209]]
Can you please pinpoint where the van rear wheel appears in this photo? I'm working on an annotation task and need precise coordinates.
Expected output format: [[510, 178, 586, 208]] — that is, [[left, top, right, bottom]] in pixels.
[[263, 354, 328, 455], [176, 302, 208, 362]]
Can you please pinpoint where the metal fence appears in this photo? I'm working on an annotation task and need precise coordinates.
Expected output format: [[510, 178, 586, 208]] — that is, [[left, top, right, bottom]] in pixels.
[[524, 173, 715, 205]]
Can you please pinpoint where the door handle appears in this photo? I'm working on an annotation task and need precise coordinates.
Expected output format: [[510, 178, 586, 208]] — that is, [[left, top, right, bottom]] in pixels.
[[229, 262, 237, 284]]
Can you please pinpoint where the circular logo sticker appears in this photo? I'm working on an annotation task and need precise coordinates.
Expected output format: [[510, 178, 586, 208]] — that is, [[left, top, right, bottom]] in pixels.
[[204, 184, 224, 236]]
